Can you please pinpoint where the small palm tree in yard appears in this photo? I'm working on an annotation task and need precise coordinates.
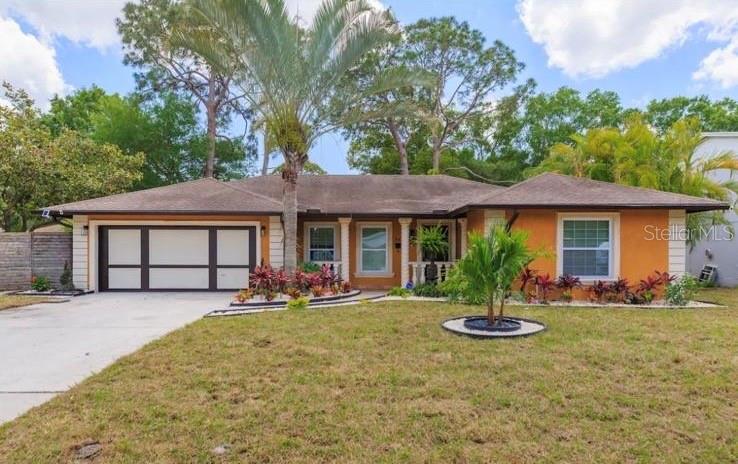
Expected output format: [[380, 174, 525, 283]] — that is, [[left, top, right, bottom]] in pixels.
[[455, 225, 536, 326], [186, 0, 431, 271]]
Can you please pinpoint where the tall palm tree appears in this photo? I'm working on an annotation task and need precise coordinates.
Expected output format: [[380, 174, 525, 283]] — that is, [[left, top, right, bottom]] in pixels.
[[187, 0, 423, 271]]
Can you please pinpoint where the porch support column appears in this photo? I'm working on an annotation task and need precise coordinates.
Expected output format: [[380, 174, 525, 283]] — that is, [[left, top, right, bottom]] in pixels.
[[338, 217, 352, 282], [458, 217, 468, 257], [399, 217, 412, 286]]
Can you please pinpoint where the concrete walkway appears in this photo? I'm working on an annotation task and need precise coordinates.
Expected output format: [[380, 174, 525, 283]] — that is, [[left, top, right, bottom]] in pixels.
[[0, 292, 230, 424]]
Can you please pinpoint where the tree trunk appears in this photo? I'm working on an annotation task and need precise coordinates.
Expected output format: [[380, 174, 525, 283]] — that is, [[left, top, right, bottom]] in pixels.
[[205, 101, 217, 178], [431, 139, 442, 173], [261, 131, 270, 176], [2, 209, 11, 232], [487, 295, 495, 325], [282, 160, 299, 272], [388, 121, 409, 175]]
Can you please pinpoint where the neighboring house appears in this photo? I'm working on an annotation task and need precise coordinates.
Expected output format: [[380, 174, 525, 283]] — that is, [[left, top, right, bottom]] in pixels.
[[688, 132, 738, 286], [44, 173, 726, 296]]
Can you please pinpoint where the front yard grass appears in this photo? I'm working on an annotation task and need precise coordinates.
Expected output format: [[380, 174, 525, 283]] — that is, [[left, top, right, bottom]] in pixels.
[[0, 294, 52, 311], [1, 295, 737, 463]]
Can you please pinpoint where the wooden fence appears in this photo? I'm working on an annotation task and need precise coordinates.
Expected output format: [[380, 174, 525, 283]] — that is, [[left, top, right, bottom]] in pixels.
[[0, 232, 72, 290]]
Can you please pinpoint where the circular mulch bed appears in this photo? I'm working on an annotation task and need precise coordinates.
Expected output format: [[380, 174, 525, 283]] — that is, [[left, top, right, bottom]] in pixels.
[[442, 315, 546, 339]]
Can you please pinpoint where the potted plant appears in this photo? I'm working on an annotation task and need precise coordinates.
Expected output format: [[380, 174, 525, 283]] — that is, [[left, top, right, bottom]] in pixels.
[[556, 274, 581, 302], [412, 225, 449, 284]]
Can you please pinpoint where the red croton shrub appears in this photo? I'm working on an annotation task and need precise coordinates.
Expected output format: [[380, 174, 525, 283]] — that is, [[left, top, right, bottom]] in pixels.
[[239, 264, 349, 302]]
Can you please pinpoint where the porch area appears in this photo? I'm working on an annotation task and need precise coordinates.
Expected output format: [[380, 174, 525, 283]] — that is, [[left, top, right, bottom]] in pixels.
[[299, 216, 480, 288]]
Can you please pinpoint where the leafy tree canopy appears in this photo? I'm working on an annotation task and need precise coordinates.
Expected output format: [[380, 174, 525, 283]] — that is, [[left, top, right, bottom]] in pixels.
[[340, 16, 525, 178], [0, 83, 144, 231], [117, 0, 253, 178], [531, 115, 738, 245], [43, 86, 256, 188]]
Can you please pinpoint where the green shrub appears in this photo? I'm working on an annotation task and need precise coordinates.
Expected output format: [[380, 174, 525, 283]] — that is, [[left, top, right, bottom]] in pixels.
[[31, 275, 52, 292], [287, 296, 310, 310], [59, 261, 74, 291], [439, 267, 484, 304], [507, 291, 527, 303], [665, 275, 699, 306], [412, 282, 447, 298], [387, 287, 411, 298], [299, 262, 321, 273]]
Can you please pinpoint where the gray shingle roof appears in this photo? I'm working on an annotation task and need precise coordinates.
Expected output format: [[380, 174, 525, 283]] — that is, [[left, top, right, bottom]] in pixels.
[[228, 174, 502, 214], [46, 175, 502, 216], [462, 173, 729, 213], [46, 172, 728, 216], [46, 178, 282, 215]]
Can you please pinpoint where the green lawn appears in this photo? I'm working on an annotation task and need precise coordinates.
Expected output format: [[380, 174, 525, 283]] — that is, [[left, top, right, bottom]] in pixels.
[[1, 292, 737, 463], [0, 294, 51, 311]]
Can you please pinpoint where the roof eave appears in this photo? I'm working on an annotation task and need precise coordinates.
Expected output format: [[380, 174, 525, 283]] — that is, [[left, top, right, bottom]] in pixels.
[[43, 209, 284, 218], [460, 203, 730, 213]]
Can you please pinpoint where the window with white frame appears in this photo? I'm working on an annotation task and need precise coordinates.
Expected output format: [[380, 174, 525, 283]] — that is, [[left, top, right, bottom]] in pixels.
[[561, 219, 612, 278], [359, 225, 389, 273], [307, 225, 336, 261]]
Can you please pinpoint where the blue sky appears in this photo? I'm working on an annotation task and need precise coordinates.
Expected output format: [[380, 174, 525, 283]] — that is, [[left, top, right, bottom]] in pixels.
[[2, 0, 738, 174]]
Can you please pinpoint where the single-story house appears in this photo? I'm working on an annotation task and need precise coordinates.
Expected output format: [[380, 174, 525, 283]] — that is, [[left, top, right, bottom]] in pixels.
[[44, 173, 727, 294]]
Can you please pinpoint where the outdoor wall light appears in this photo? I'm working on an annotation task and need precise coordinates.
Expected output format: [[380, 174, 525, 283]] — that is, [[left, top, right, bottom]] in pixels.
[[260, 226, 266, 237]]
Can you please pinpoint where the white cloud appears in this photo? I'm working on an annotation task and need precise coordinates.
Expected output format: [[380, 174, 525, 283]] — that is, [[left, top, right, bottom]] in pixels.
[[694, 38, 738, 88], [0, 16, 68, 108], [0, 0, 128, 50], [517, 0, 738, 84]]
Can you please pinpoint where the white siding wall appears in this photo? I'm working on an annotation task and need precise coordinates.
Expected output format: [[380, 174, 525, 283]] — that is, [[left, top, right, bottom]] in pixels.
[[72, 215, 89, 290], [669, 209, 687, 277], [269, 215, 284, 269], [483, 209, 506, 235]]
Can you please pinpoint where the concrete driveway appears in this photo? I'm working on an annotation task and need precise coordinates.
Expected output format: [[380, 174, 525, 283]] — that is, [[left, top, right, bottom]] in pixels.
[[0, 292, 230, 423]]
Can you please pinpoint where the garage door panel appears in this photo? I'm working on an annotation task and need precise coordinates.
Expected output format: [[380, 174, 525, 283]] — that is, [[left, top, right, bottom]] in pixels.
[[108, 268, 141, 289], [101, 226, 256, 291], [217, 229, 250, 265], [217, 268, 249, 290], [108, 229, 141, 265], [149, 268, 209, 289], [149, 229, 209, 265]]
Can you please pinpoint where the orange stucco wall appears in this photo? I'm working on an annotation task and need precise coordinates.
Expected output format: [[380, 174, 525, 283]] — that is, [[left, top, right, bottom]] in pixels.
[[465, 207, 671, 299], [466, 208, 485, 236]]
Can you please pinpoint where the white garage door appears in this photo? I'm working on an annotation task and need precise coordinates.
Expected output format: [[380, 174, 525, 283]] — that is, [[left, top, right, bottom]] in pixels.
[[149, 229, 210, 289], [100, 226, 256, 291]]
